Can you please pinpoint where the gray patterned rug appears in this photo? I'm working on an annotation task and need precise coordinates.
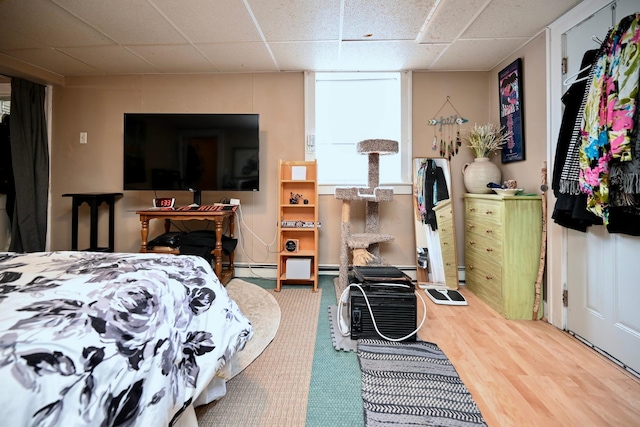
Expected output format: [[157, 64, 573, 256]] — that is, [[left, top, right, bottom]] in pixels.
[[357, 339, 487, 427]]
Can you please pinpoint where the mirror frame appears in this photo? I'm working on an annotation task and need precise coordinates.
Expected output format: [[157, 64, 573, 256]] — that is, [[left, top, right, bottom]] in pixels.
[[412, 157, 460, 290]]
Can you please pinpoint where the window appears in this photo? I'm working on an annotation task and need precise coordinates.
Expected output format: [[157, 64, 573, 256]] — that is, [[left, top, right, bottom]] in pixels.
[[304, 72, 412, 194]]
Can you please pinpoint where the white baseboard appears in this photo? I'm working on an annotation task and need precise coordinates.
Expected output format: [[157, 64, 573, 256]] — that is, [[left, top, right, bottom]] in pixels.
[[230, 263, 457, 281]]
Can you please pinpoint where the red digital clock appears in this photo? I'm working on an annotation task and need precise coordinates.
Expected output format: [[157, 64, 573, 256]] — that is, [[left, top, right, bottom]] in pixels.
[[153, 198, 175, 208]]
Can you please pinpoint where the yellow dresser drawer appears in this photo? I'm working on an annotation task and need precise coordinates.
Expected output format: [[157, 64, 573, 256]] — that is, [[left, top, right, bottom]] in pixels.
[[466, 244, 502, 298], [466, 269, 503, 314], [465, 230, 502, 260], [465, 198, 503, 226], [465, 220, 500, 242]]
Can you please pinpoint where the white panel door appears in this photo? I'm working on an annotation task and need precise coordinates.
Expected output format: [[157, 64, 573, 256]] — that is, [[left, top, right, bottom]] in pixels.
[[564, 0, 640, 375]]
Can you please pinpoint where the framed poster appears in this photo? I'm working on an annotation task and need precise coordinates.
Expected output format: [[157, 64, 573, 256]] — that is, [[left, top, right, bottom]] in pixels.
[[498, 58, 525, 163]]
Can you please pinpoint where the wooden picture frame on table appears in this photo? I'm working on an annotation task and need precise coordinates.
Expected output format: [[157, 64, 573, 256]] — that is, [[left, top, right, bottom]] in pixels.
[[498, 58, 525, 163]]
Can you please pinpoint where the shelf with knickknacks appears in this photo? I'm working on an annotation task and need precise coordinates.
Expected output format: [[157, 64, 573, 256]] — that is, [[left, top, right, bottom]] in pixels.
[[289, 192, 309, 205], [277, 160, 319, 292]]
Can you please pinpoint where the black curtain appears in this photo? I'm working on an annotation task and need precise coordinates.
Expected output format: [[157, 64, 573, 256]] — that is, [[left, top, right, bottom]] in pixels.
[[9, 78, 49, 252]]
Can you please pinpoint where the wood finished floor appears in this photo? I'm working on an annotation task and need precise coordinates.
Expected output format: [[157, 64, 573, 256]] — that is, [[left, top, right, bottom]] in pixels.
[[416, 286, 640, 427]]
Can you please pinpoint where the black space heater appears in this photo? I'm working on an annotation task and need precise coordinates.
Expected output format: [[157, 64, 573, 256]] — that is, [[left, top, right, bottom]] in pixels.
[[349, 266, 417, 342]]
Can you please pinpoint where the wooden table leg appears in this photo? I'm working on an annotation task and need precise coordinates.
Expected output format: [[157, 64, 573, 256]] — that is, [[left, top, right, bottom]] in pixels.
[[213, 218, 223, 279], [140, 218, 149, 252], [228, 213, 235, 275]]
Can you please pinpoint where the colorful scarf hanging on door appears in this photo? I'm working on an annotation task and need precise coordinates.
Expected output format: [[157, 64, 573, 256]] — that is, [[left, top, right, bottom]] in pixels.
[[579, 13, 640, 223]]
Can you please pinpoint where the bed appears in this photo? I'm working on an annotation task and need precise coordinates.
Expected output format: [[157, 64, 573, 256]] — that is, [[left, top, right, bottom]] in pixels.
[[0, 251, 253, 427]]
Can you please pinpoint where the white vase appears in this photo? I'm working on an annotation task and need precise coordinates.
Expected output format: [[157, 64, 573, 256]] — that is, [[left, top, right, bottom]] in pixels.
[[462, 157, 501, 194]]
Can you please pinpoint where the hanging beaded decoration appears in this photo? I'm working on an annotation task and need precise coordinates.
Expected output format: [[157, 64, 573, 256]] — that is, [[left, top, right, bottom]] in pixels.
[[428, 96, 468, 160]]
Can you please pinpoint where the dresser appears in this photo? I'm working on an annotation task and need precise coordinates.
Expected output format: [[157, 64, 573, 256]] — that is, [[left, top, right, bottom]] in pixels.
[[463, 194, 542, 319]]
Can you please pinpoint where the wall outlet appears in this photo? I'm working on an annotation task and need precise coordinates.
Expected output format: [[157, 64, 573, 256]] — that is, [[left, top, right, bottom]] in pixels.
[[230, 198, 240, 205]]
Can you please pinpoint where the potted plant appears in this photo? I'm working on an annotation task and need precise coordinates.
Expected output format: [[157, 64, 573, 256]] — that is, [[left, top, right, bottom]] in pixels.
[[461, 123, 512, 193]]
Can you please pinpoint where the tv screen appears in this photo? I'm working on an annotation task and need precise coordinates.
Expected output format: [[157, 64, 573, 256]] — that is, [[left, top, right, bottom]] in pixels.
[[123, 113, 259, 192]]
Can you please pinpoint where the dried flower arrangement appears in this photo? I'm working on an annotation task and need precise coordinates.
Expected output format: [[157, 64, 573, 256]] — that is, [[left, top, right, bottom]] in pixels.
[[461, 123, 512, 158]]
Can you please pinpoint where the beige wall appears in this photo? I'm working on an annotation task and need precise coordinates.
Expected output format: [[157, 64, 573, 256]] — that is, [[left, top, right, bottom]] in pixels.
[[50, 73, 305, 264], [490, 33, 548, 194], [48, 32, 547, 273], [411, 71, 491, 266]]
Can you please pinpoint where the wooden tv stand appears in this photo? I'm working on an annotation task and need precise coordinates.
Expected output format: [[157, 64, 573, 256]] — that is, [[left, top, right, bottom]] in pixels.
[[136, 205, 236, 285]]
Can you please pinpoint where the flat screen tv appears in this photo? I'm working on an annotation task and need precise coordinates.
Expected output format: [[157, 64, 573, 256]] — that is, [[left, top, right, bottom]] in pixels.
[[123, 113, 259, 199]]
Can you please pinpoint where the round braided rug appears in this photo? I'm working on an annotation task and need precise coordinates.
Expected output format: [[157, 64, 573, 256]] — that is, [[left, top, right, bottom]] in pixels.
[[219, 278, 281, 380]]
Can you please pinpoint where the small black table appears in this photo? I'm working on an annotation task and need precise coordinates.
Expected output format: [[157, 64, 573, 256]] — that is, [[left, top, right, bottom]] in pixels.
[[62, 192, 123, 252]]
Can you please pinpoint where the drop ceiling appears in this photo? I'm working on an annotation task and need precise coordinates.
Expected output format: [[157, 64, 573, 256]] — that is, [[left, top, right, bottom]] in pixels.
[[0, 0, 583, 79]]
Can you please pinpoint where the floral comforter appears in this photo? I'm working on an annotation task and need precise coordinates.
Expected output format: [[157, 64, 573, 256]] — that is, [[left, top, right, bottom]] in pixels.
[[0, 251, 253, 427]]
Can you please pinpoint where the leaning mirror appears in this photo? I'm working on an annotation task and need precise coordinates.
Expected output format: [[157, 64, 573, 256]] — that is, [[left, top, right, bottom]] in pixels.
[[412, 158, 465, 304]]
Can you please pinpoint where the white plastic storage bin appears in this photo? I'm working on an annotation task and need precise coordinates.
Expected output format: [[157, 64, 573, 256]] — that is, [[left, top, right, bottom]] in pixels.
[[285, 257, 312, 279]]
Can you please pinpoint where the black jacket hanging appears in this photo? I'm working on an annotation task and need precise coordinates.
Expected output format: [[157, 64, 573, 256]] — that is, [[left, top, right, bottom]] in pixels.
[[551, 49, 602, 232], [423, 160, 449, 231]]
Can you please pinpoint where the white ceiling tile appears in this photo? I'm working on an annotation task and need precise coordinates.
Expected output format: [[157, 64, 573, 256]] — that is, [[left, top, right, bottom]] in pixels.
[[151, 0, 263, 43], [343, 0, 436, 40], [338, 40, 443, 71], [126, 44, 216, 73], [463, 0, 582, 38], [247, 0, 342, 41], [419, 0, 489, 43], [58, 46, 162, 74], [197, 42, 278, 72], [0, 0, 113, 47], [403, 44, 450, 70], [0, 0, 586, 75], [52, 0, 186, 45], [269, 41, 340, 71], [430, 38, 530, 71], [0, 30, 48, 50], [2, 48, 101, 76]]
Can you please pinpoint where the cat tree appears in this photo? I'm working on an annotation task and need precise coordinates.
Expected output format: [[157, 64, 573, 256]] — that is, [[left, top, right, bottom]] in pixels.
[[334, 139, 398, 295]]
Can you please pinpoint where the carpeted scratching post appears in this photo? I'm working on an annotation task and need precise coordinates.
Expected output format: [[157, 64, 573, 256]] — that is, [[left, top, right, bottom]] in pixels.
[[334, 139, 398, 296]]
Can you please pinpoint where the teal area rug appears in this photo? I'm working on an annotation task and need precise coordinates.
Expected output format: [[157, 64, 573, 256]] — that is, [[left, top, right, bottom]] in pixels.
[[357, 339, 487, 427], [306, 275, 364, 426]]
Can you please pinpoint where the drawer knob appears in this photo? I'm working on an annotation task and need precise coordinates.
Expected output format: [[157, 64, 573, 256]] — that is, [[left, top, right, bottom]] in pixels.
[[468, 224, 476, 229], [485, 229, 493, 234], [485, 210, 493, 214], [469, 240, 476, 246], [470, 208, 476, 212], [469, 265, 475, 270], [485, 275, 493, 280], [486, 247, 493, 252]]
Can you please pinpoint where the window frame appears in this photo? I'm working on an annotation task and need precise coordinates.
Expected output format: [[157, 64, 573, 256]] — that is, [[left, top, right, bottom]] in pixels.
[[304, 71, 413, 195]]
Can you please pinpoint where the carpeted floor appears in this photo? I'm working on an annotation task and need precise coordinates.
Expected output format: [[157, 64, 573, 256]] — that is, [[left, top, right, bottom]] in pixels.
[[195, 279, 322, 426]]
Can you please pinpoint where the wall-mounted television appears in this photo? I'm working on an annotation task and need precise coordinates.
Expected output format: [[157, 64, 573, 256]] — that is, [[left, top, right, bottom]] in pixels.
[[123, 113, 259, 199]]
